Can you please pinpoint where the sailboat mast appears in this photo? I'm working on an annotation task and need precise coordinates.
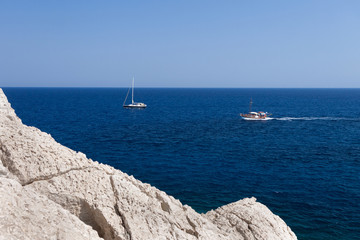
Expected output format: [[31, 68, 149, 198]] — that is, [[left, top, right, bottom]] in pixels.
[[249, 98, 253, 112], [132, 77, 134, 104]]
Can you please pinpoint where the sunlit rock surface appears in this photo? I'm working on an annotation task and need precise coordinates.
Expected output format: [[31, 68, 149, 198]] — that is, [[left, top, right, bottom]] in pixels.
[[0, 88, 297, 240]]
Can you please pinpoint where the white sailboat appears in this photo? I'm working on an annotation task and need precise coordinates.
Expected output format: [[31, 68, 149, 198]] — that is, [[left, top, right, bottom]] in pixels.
[[123, 77, 147, 108]]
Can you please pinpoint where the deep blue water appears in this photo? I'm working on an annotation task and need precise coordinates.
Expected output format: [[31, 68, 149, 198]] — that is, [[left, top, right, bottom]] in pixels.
[[3, 88, 360, 240]]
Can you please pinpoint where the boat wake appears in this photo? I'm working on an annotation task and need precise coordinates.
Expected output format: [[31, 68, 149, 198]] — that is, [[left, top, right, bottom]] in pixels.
[[274, 117, 360, 121]]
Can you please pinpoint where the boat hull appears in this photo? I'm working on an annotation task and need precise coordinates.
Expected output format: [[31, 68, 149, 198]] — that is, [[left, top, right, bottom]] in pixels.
[[123, 105, 147, 108], [123, 103, 147, 108], [241, 116, 273, 121]]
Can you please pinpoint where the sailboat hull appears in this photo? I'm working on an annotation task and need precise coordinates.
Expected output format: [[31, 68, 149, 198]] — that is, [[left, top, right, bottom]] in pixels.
[[123, 103, 147, 108]]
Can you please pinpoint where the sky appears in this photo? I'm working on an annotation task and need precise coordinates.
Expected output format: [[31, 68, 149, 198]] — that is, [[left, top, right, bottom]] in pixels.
[[1, 1, 360, 88]]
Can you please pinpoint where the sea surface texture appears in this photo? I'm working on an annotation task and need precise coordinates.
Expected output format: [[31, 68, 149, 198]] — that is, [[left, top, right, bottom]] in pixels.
[[3, 88, 360, 240]]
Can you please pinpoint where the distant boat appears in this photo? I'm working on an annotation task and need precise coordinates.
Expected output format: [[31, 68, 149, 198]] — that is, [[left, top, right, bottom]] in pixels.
[[123, 77, 147, 108], [240, 98, 272, 120]]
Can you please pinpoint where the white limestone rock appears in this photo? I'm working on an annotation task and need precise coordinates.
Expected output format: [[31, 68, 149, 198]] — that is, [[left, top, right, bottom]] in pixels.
[[0, 176, 102, 240], [205, 197, 297, 240], [0, 88, 297, 240], [0, 121, 94, 185], [27, 166, 129, 240], [0, 89, 19, 123]]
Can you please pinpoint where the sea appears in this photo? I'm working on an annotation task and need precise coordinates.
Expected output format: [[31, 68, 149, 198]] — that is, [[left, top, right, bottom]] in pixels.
[[3, 88, 360, 240]]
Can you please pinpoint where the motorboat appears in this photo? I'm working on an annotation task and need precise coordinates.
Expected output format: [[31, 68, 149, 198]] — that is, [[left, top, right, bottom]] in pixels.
[[240, 99, 272, 120]]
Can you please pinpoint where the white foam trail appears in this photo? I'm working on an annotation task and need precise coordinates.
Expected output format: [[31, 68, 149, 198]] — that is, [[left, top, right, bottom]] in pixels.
[[274, 117, 360, 121]]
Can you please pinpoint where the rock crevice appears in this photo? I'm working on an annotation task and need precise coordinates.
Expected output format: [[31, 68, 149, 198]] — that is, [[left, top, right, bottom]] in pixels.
[[22, 166, 92, 186]]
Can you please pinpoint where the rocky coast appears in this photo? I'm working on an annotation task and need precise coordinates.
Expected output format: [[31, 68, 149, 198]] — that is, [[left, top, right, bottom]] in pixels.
[[0, 88, 297, 240]]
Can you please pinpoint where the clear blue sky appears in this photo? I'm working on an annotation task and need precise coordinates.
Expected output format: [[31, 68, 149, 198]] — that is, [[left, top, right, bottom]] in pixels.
[[1, 1, 359, 88]]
